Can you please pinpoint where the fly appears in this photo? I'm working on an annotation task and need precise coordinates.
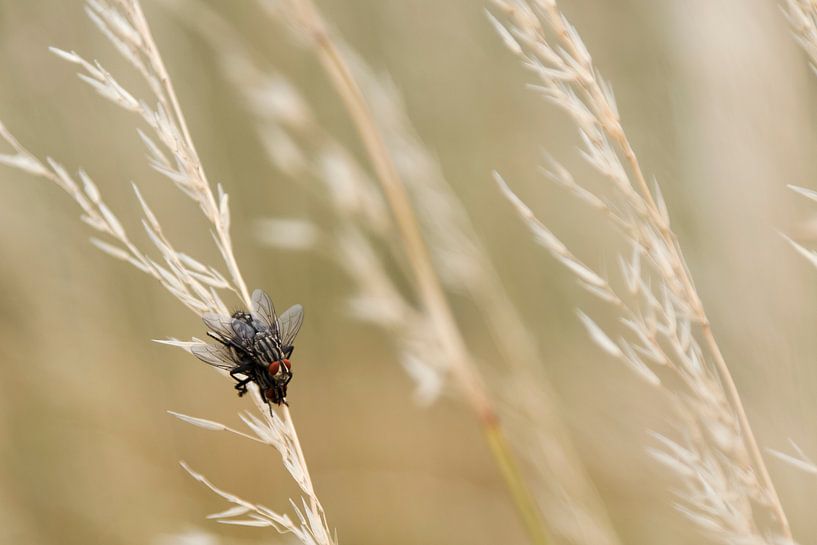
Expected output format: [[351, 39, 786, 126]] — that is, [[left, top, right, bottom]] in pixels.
[[190, 289, 304, 405]]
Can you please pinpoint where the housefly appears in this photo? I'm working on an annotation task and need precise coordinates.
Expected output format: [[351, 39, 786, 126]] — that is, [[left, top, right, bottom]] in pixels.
[[190, 289, 304, 405]]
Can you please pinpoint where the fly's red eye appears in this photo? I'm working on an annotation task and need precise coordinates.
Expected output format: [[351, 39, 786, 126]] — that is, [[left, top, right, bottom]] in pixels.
[[268, 361, 280, 377], [282, 358, 291, 370]]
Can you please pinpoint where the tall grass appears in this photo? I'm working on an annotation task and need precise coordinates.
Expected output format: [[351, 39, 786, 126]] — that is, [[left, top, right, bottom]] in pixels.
[[2, 0, 814, 544], [489, 0, 793, 543], [254, 1, 550, 542], [0, 1, 332, 542], [784, 0, 817, 268], [159, 1, 630, 543], [768, 0, 817, 491]]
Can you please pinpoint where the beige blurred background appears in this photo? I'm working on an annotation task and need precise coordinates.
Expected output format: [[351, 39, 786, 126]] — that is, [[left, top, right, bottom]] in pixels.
[[2, 0, 817, 544]]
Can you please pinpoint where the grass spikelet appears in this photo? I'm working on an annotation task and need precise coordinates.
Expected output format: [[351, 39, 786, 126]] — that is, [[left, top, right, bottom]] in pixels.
[[490, 0, 793, 542], [0, 1, 334, 543]]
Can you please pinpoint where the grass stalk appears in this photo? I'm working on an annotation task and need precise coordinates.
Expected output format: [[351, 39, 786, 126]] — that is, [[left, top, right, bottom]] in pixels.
[[127, 0, 253, 307], [483, 416, 552, 545], [547, 1, 789, 536], [283, 1, 551, 542], [0, 1, 332, 540], [701, 325, 791, 535], [491, 0, 793, 540]]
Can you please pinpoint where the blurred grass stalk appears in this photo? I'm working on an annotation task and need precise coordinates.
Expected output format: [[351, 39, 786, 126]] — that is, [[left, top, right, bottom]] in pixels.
[[277, 1, 551, 543], [774, 0, 817, 483], [163, 0, 628, 543]]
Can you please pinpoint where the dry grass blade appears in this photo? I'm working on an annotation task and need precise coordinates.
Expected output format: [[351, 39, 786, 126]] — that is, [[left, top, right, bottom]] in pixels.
[[275, 0, 492, 420], [247, 0, 555, 543], [174, 0, 622, 540], [490, 0, 793, 542], [0, 1, 333, 543], [776, 0, 817, 495], [768, 441, 817, 476], [783, 2, 817, 256], [782, 1, 817, 71]]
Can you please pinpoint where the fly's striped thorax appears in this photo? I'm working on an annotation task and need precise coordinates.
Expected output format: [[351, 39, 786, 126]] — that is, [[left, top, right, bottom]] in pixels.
[[254, 332, 283, 363]]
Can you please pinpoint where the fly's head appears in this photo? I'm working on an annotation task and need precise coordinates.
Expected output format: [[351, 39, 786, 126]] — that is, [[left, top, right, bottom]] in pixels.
[[266, 359, 289, 379]]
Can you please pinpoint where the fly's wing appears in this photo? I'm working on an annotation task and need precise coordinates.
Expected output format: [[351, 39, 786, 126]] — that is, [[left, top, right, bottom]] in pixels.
[[190, 342, 237, 371], [230, 318, 255, 343], [251, 289, 278, 332], [278, 304, 304, 350], [203, 313, 254, 344], [202, 313, 237, 341]]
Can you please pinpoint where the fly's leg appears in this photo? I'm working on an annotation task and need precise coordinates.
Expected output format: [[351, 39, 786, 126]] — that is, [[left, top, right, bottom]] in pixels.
[[279, 376, 290, 405], [234, 378, 252, 396], [265, 384, 287, 406], [229, 362, 255, 397]]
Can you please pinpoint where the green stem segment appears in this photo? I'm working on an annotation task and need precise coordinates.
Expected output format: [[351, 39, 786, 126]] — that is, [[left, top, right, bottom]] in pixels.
[[483, 415, 551, 545]]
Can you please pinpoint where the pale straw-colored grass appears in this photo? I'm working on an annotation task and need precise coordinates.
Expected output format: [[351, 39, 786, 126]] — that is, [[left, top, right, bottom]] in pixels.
[[0, 1, 332, 542], [489, 0, 794, 543], [771, 0, 817, 491], [160, 2, 624, 542], [3, 0, 811, 543], [196, 0, 631, 543], [783, 1, 817, 70], [255, 1, 550, 542]]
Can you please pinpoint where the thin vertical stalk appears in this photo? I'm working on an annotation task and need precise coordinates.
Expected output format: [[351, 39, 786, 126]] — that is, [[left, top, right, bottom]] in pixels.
[[700, 325, 790, 534], [284, 1, 550, 543], [585, 45, 792, 542], [281, 405, 325, 523], [484, 418, 552, 545], [497, 0, 791, 538]]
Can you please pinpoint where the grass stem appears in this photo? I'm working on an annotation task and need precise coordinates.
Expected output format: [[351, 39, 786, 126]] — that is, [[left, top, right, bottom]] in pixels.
[[285, 1, 552, 542], [483, 414, 552, 545]]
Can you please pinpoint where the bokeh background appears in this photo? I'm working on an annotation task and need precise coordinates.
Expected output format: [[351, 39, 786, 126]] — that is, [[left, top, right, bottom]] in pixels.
[[2, 1, 817, 544]]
